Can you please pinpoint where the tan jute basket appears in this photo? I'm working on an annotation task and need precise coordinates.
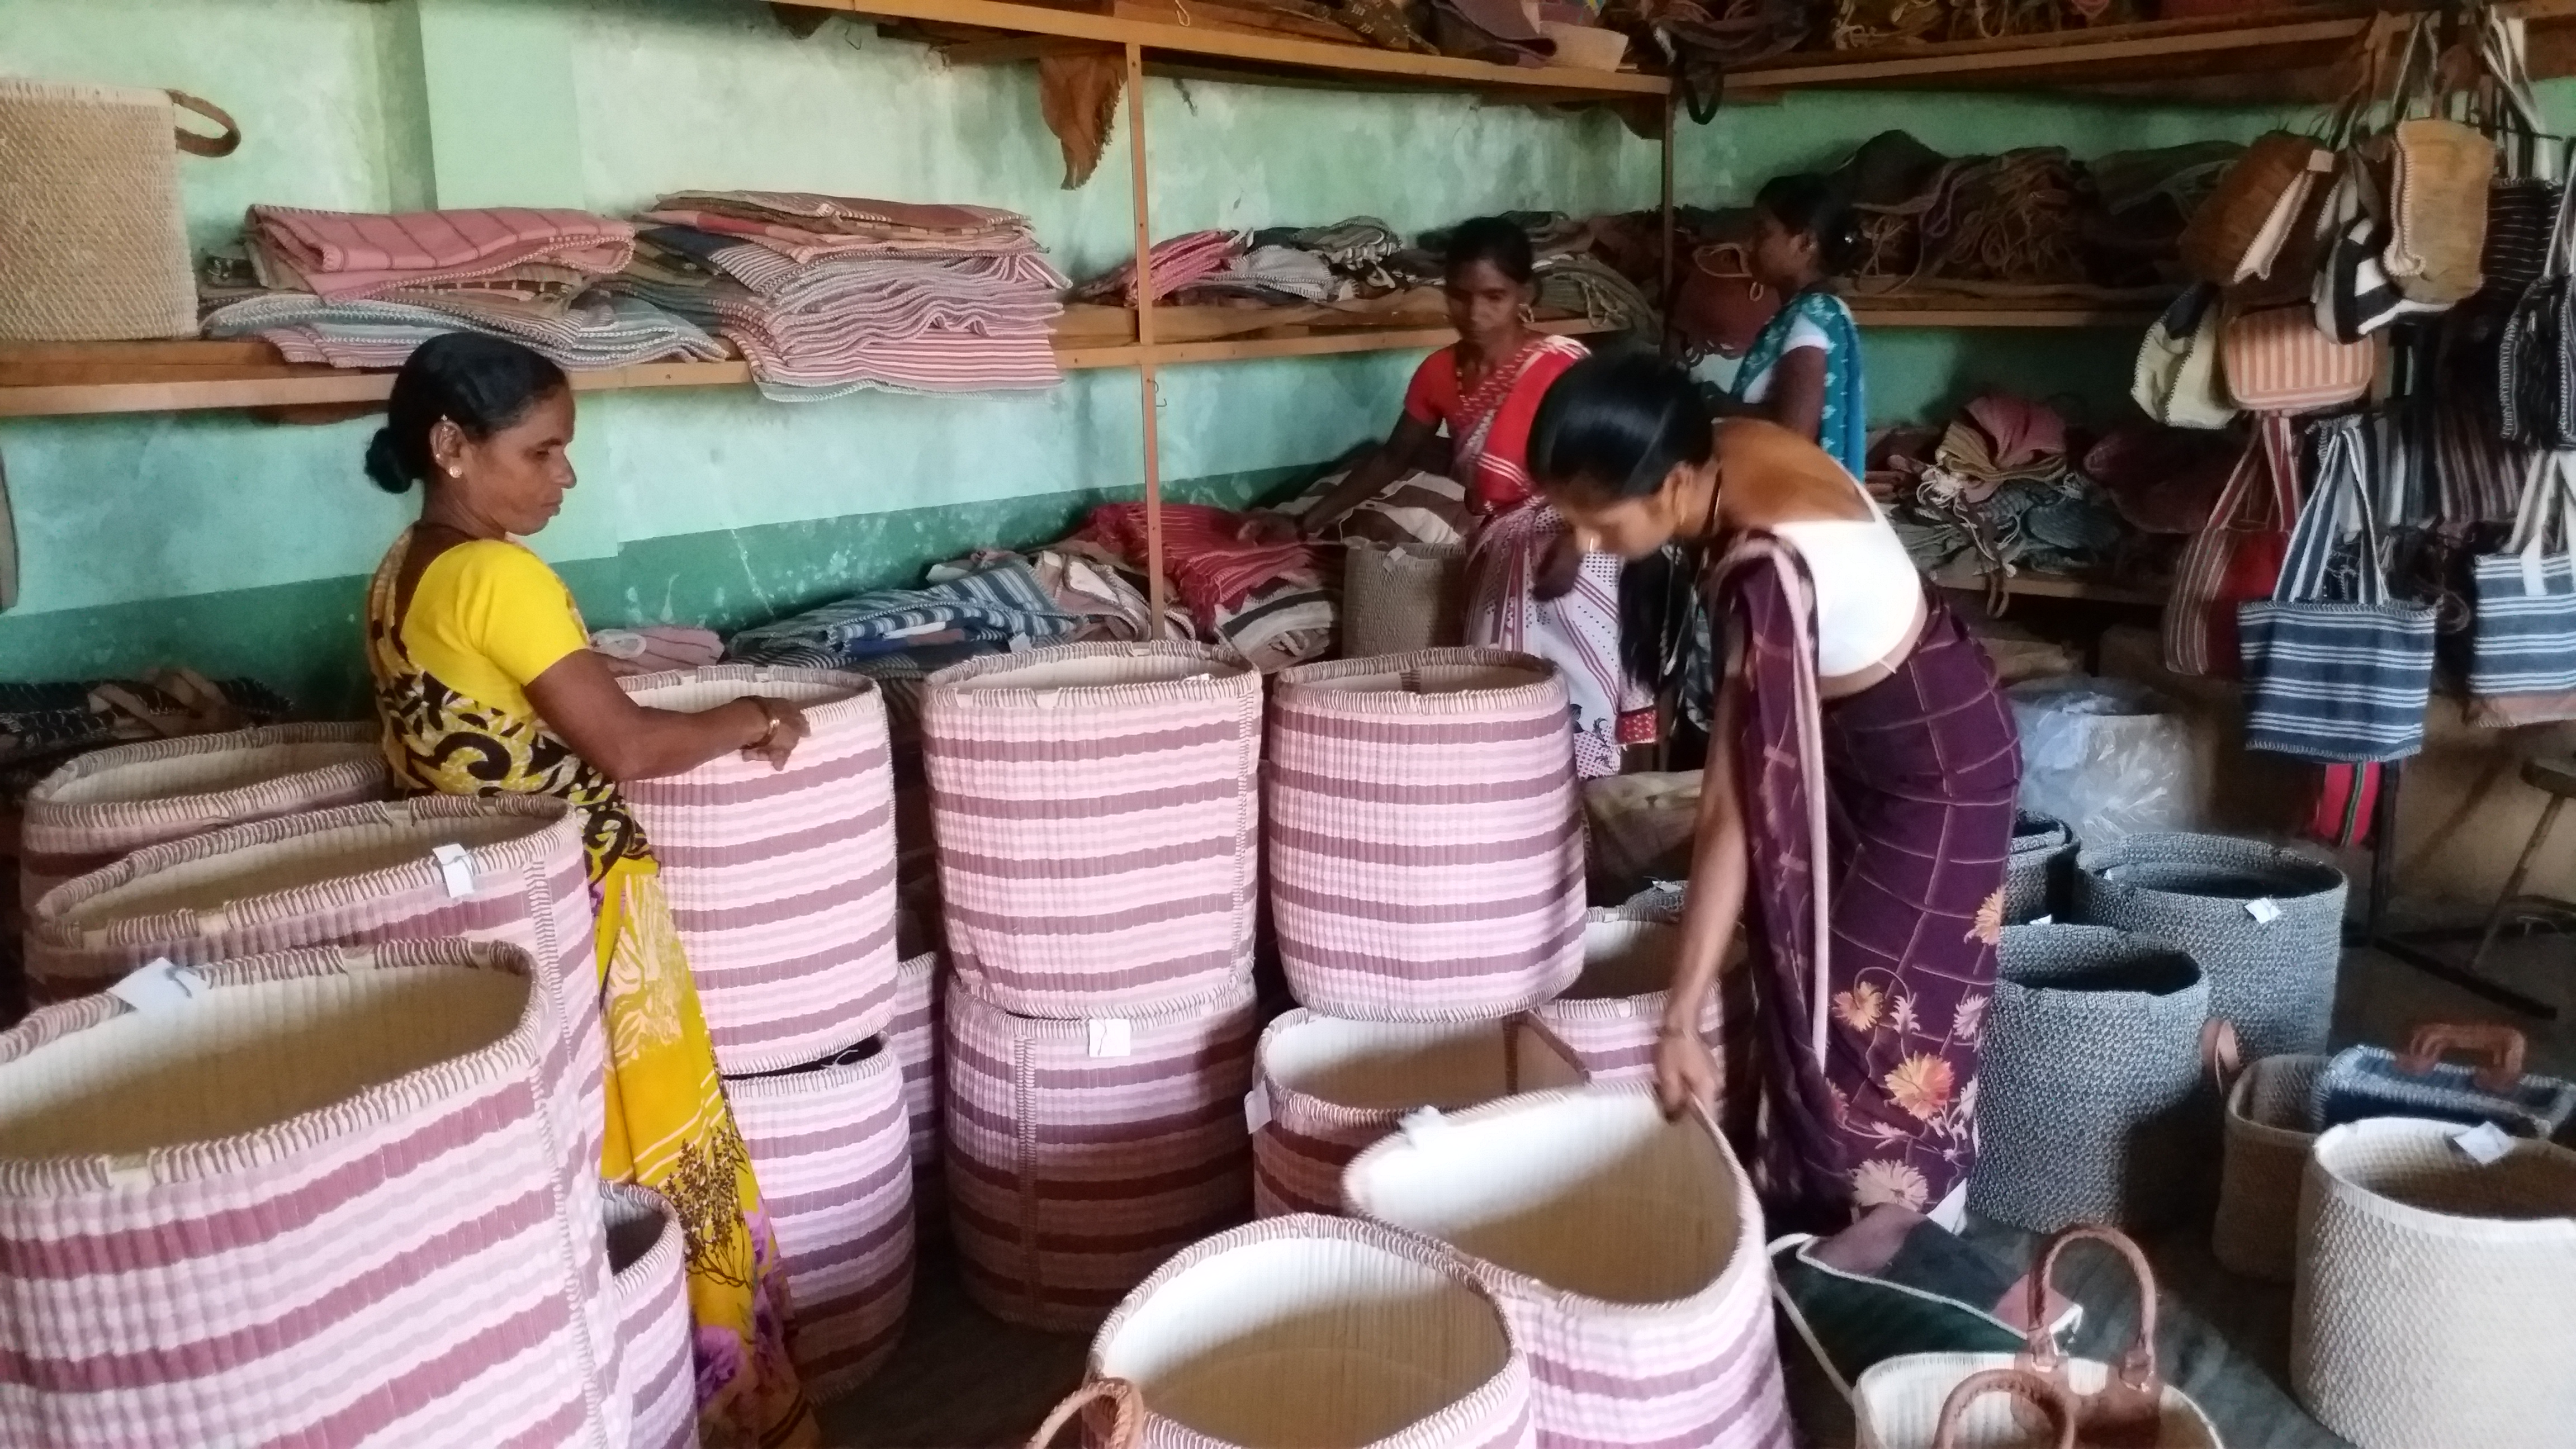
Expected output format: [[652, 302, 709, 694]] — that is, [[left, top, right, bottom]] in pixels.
[[1344, 540, 1467, 659], [2211, 1053, 2325, 1282]]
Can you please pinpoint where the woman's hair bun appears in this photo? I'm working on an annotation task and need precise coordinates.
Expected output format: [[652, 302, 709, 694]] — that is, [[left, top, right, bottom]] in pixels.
[[363, 428, 415, 494]]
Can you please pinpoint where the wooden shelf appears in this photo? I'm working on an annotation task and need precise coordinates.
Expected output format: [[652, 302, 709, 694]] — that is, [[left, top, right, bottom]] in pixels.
[[1850, 299, 2162, 330], [1931, 566, 2165, 607]]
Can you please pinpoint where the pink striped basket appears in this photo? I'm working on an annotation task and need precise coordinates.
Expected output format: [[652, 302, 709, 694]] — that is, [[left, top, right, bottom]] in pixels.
[[0, 940, 626, 1448], [922, 642, 1262, 1019], [1530, 910, 1755, 1090], [1059, 1213, 1538, 1448], [1344, 1085, 1794, 1449], [728, 1039, 915, 1400], [618, 666, 898, 1074], [1268, 649, 1584, 1021], [889, 930, 944, 1227], [1252, 1009, 1585, 1219], [22, 795, 603, 1170], [604, 1182, 693, 1449], [945, 969, 1257, 1332], [18, 722, 386, 910]]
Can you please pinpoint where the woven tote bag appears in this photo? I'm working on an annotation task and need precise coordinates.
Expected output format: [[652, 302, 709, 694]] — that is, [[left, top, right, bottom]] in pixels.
[[604, 1182, 693, 1449], [2467, 450, 2576, 725], [1346, 541, 1468, 658], [1969, 925, 2213, 1233], [1860, 1368, 2078, 1449], [1854, 1228, 2220, 1449], [2071, 832, 2346, 1060], [1060, 1214, 1538, 1449], [2003, 814, 2076, 925], [0, 940, 623, 1448], [618, 666, 898, 1073], [1528, 909, 1753, 1090], [923, 642, 1261, 1019], [1268, 649, 1584, 1021], [0, 79, 238, 342], [22, 794, 604, 1166], [729, 1039, 915, 1400], [2212, 1052, 2326, 1282], [889, 932, 944, 1223], [1250, 1009, 1584, 1218], [2291, 1119, 2576, 1449], [945, 970, 1257, 1332], [1344, 1086, 1793, 1449], [18, 722, 386, 910]]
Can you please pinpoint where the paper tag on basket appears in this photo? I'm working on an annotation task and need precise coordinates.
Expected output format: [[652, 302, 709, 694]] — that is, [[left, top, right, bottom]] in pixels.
[[105, 1154, 155, 1191], [2032, 914, 2054, 926], [1398, 1106, 1451, 1145], [107, 958, 203, 1014], [2246, 898, 2283, 925], [430, 844, 476, 899], [1244, 1082, 1272, 1134], [2453, 1121, 2515, 1166], [1087, 1018, 1133, 1059]]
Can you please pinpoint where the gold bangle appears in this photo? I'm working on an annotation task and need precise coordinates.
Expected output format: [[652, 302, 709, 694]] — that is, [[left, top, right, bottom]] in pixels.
[[750, 698, 781, 748]]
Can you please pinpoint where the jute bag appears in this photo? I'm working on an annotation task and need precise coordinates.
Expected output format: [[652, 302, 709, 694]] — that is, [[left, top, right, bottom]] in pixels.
[[2179, 131, 2336, 287], [1043, 1215, 1540, 1449], [1854, 1227, 2223, 1449], [0, 79, 239, 341], [2292, 1119, 2576, 1449], [1344, 1086, 1793, 1449], [2212, 1052, 2327, 1282], [0, 941, 624, 1448], [1344, 540, 1466, 658], [604, 1183, 694, 1449]]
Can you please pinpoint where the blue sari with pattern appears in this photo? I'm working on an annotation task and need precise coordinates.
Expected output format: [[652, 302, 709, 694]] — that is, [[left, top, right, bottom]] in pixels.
[[1730, 289, 1868, 479]]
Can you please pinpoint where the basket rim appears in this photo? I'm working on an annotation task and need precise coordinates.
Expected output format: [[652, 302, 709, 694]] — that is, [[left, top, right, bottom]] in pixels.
[[1255, 1010, 1541, 1130], [23, 722, 381, 827], [2073, 832, 2346, 902], [946, 969, 1256, 1042], [2224, 1053, 2326, 1144], [924, 640, 1253, 707], [721, 1039, 903, 1103], [2309, 1116, 2576, 1242], [1273, 647, 1566, 718], [614, 663, 883, 726], [602, 1180, 685, 1305]]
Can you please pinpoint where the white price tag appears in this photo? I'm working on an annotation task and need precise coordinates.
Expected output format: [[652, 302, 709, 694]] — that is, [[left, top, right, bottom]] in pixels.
[[2453, 1121, 2515, 1166], [1087, 1018, 1133, 1059], [107, 958, 203, 1014], [2246, 898, 2283, 925], [430, 844, 476, 899], [1398, 1106, 1451, 1146], [105, 1155, 155, 1191], [1244, 1082, 1272, 1134], [2032, 915, 2055, 927]]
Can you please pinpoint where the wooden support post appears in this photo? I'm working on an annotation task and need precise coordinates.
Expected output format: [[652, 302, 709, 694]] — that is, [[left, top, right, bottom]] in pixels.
[[1126, 40, 1167, 636], [1659, 87, 1676, 359]]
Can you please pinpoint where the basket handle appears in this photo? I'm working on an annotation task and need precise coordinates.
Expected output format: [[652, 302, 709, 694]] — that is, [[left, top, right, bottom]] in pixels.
[[2399, 1022, 2526, 1093], [168, 92, 240, 158], [1932, 1369, 2079, 1449], [2019, 1225, 2164, 1446], [1027, 1379, 1143, 1449], [2201, 1017, 2242, 1093]]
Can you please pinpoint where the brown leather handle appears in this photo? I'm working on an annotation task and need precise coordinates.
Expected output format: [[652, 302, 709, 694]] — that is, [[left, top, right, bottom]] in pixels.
[[2020, 1225, 2164, 1443], [2400, 1022, 2526, 1094], [2201, 1018, 2242, 1092], [168, 91, 240, 158], [1028, 1379, 1142, 1448], [1932, 1368, 2078, 1449]]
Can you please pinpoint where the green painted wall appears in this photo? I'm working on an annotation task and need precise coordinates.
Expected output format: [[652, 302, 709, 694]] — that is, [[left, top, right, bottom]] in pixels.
[[0, 0, 2294, 711]]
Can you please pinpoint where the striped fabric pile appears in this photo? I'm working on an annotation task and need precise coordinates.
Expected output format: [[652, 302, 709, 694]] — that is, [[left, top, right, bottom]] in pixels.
[[615, 191, 1068, 400], [1070, 228, 1246, 305]]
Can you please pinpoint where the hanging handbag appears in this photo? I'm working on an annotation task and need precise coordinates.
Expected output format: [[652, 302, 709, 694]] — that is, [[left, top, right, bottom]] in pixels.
[[2466, 448, 2576, 724], [2380, 18, 2496, 308], [2238, 415, 2437, 763], [2311, 1021, 2576, 1138], [2222, 301, 2377, 415], [2313, 148, 2446, 342], [2162, 418, 2299, 678], [2498, 141, 2576, 448], [2179, 131, 2336, 288], [2473, 11, 2558, 307], [2132, 285, 2237, 430]]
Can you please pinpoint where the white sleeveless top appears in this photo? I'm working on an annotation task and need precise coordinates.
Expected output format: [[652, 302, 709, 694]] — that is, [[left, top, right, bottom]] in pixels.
[[1770, 488, 1922, 677]]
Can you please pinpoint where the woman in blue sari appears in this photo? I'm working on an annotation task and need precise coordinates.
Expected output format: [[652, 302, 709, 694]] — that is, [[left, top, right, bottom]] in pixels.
[[1725, 174, 1868, 476]]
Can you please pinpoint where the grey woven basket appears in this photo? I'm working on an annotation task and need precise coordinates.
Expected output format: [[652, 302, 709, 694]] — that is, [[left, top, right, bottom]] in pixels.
[[2071, 832, 2346, 1060], [1969, 924, 2212, 1233], [2004, 812, 2076, 925]]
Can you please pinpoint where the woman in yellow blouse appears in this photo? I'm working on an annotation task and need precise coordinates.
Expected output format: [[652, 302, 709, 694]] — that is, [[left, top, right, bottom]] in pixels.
[[361, 333, 816, 1449]]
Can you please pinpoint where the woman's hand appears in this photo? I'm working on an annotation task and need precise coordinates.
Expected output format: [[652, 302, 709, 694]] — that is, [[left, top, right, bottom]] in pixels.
[[1238, 512, 1301, 546], [740, 698, 811, 771], [1532, 533, 1585, 601], [1653, 1030, 1721, 1119]]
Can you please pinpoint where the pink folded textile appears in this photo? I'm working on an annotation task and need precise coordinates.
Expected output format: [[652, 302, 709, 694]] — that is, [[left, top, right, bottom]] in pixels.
[[1075, 230, 1247, 306], [1962, 392, 2067, 475], [653, 191, 1025, 234], [639, 211, 1039, 265], [248, 205, 636, 301], [1082, 503, 1320, 633]]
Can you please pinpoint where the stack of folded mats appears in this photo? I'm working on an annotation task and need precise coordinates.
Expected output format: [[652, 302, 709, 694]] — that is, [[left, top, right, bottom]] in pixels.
[[1078, 503, 1337, 673], [726, 555, 1082, 678], [617, 191, 1069, 399], [1881, 394, 2141, 586], [1071, 229, 1247, 306], [200, 206, 724, 370]]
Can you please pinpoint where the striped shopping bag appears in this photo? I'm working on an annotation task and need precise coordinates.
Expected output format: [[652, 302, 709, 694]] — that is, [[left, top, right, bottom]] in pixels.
[[2468, 449, 2576, 725], [2238, 415, 2437, 763], [2161, 419, 2299, 678]]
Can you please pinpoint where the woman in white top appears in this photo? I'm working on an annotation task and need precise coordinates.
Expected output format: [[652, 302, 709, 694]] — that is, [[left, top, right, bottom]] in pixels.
[[1724, 174, 1869, 479], [1529, 351, 2020, 1234]]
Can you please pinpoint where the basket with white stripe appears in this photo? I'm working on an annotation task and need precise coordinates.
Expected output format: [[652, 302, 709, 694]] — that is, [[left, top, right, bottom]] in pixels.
[[946, 969, 1257, 1332], [0, 940, 624, 1448], [618, 665, 898, 1074], [923, 642, 1262, 1019], [729, 1039, 915, 1400], [1251, 1009, 1583, 1219], [18, 722, 386, 910], [1268, 649, 1584, 1021], [604, 1182, 692, 1449], [1529, 910, 1753, 1089], [22, 795, 603, 1168], [1343, 1085, 1793, 1449]]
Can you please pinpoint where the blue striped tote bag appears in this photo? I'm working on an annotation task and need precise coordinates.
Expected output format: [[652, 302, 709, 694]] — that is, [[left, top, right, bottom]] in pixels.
[[2238, 416, 2437, 763], [2468, 449, 2576, 725]]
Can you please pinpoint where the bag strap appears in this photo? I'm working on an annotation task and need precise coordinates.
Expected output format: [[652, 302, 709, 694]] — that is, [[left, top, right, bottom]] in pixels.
[[2402, 1021, 2528, 1093], [2018, 1227, 2164, 1443], [1933, 1369, 2079, 1449], [2275, 416, 2383, 606], [167, 91, 240, 159], [1028, 1380, 1143, 1448]]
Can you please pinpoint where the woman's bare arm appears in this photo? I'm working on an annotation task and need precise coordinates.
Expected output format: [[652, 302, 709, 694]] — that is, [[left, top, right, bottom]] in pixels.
[[1300, 415, 1439, 536], [525, 649, 808, 783], [1655, 655, 1750, 1115], [1753, 347, 1827, 443]]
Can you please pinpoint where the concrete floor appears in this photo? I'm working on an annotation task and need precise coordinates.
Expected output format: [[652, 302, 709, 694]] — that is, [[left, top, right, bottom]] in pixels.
[[815, 934, 2575, 1448]]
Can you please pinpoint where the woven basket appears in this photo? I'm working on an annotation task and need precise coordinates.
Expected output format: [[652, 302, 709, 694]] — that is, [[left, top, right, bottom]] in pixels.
[[2291, 1119, 2576, 1449], [1345, 541, 1467, 659], [0, 79, 236, 342], [19, 722, 386, 910], [1268, 649, 1584, 1021], [1971, 924, 2212, 1233], [1529, 909, 1753, 1088], [2213, 1053, 2326, 1282], [889, 930, 943, 1225], [619, 666, 897, 1073], [2004, 813, 2076, 925], [1343, 1085, 1793, 1449], [604, 1182, 693, 1449], [23, 794, 603, 1169], [1071, 1214, 1537, 1448], [2071, 833, 2346, 1060], [945, 969, 1257, 1332], [0, 940, 622, 1447], [1251, 1009, 1584, 1219], [923, 642, 1262, 1019], [729, 1039, 915, 1400]]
